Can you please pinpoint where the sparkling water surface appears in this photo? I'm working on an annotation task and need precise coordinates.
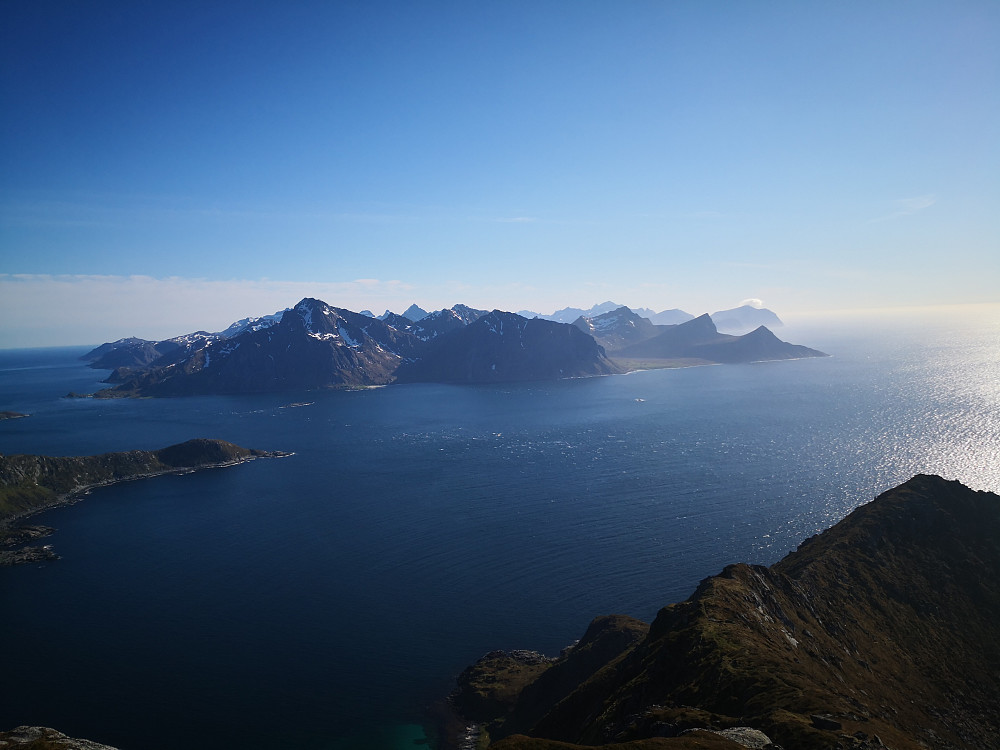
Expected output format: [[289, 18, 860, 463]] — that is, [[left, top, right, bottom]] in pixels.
[[1, 310, 998, 749]]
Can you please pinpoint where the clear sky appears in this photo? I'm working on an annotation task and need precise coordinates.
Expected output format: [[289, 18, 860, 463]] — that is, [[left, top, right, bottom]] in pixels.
[[1, 0, 998, 347]]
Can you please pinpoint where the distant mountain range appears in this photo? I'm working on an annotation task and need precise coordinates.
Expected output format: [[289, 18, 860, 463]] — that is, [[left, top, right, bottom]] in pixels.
[[518, 301, 781, 332], [574, 306, 823, 364], [80, 298, 825, 397]]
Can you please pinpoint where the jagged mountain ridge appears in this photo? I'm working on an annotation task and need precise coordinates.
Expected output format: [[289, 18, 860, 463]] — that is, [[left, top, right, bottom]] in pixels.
[[94, 299, 423, 396], [517, 302, 777, 330], [83, 309, 287, 371], [83, 298, 823, 397], [453, 475, 1000, 750], [88, 299, 617, 396]]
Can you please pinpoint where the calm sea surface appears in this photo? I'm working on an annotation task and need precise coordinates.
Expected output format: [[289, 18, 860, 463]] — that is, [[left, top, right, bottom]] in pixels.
[[1, 309, 998, 749]]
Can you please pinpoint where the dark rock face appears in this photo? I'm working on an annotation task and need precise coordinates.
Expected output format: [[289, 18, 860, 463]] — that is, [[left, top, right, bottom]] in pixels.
[[458, 476, 1000, 750], [395, 311, 624, 384]]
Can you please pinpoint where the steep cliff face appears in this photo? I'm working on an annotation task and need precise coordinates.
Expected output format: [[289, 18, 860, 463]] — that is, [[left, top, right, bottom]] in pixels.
[[457, 476, 1000, 750]]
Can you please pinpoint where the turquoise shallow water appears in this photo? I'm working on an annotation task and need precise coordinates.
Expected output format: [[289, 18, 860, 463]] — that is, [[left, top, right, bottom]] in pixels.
[[1, 310, 998, 749]]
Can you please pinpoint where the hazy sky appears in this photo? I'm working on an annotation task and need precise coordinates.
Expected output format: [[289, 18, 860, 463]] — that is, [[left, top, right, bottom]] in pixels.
[[2, 1, 998, 346]]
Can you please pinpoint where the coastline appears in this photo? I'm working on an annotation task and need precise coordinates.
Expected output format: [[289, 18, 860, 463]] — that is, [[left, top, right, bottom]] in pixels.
[[0, 444, 292, 565]]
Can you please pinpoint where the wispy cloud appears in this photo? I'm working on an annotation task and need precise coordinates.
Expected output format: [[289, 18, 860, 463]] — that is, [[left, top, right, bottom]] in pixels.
[[868, 194, 936, 223], [0, 274, 417, 347], [0, 274, 578, 347]]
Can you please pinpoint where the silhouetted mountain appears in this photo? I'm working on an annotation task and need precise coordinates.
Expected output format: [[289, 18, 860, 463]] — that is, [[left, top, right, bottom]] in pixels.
[[613, 314, 824, 364], [538, 301, 624, 323], [711, 304, 783, 333], [648, 308, 696, 325], [454, 475, 1000, 750]]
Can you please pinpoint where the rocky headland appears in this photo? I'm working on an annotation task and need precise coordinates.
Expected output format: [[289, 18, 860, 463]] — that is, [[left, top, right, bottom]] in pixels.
[[449, 475, 1000, 750], [0, 726, 121, 749], [0, 438, 288, 564]]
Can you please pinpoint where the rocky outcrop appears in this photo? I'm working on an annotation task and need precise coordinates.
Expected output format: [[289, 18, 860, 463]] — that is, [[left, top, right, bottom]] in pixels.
[[0, 726, 120, 749], [454, 476, 1000, 750]]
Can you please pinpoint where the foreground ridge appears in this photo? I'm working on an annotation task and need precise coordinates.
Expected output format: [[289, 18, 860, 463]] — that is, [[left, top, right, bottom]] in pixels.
[[0, 726, 121, 750], [452, 475, 1000, 750]]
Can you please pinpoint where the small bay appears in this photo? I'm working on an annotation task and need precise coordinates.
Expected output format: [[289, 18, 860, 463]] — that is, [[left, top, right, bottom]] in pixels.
[[2, 310, 998, 749]]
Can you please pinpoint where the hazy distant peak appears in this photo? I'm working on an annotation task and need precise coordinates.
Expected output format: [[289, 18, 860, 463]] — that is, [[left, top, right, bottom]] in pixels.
[[647, 308, 696, 325], [402, 304, 430, 321], [711, 305, 783, 333]]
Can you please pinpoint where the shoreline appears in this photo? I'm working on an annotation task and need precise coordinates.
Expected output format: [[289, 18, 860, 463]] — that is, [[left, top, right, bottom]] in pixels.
[[0, 446, 293, 565]]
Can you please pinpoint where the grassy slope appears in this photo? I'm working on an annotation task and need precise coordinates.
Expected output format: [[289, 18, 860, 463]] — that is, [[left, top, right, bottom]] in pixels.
[[468, 475, 1000, 750]]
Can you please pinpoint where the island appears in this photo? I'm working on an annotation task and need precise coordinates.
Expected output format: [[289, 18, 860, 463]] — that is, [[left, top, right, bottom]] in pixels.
[[0, 438, 289, 565], [78, 298, 826, 397], [0, 411, 29, 420], [448, 474, 1000, 750]]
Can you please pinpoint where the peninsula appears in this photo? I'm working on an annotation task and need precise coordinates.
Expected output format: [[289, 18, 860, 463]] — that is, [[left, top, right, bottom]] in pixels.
[[0, 438, 288, 564]]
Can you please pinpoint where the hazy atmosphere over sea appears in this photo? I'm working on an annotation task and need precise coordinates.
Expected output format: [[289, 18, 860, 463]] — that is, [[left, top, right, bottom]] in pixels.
[[3, 4, 1000, 750], [1, 1, 998, 345]]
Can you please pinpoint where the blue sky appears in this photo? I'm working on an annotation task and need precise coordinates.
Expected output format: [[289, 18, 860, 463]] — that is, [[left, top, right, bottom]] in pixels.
[[2, 0, 998, 346]]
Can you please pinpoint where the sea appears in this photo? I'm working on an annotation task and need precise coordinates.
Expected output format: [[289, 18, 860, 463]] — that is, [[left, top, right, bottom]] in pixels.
[[1, 307, 998, 750]]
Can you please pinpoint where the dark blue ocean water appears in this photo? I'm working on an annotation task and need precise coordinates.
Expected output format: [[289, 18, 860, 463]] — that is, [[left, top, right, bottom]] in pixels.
[[1, 311, 998, 749]]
